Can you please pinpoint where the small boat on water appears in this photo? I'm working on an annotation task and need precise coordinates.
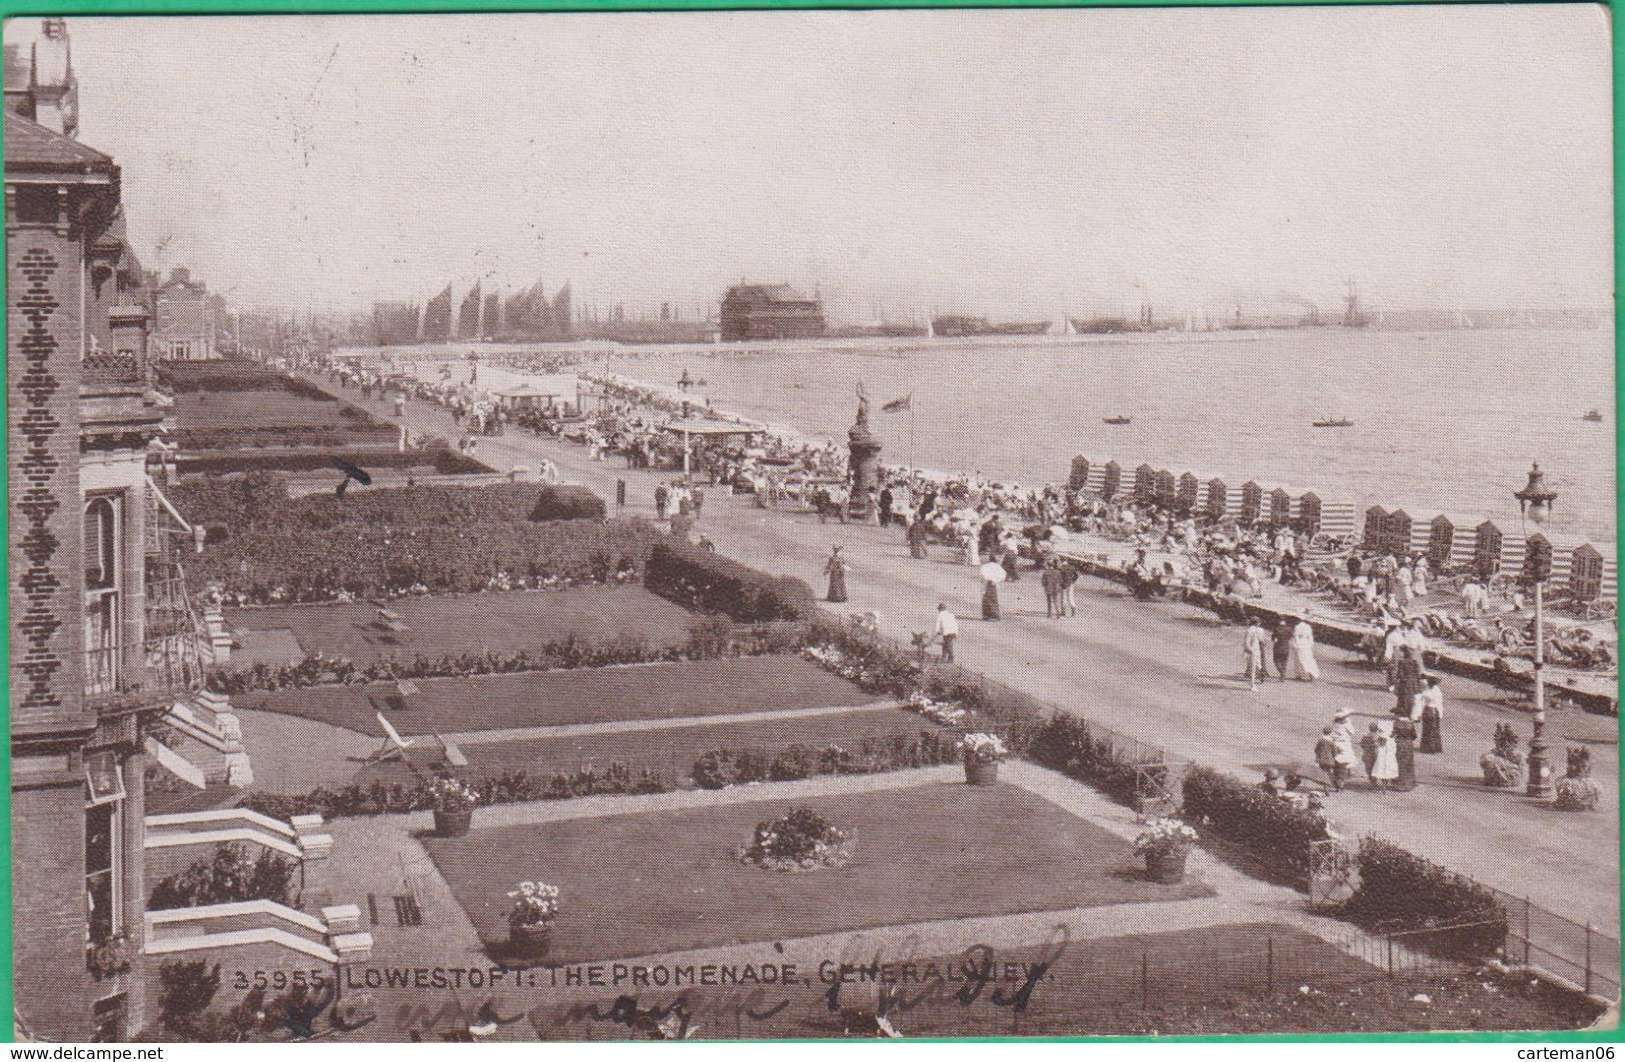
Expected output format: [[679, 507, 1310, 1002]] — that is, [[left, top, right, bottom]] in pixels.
[[1103, 416, 1131, 426], [1582, 409, 1604, 422], [1312, 417, 1355, 428]]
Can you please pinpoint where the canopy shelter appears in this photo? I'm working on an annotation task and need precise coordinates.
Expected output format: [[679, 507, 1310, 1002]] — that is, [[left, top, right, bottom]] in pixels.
[[660, 419, 767, 476], [495, 382, 571, 408]]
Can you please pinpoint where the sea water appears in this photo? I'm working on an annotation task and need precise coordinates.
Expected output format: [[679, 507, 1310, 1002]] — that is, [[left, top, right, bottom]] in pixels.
[[594, 328, 1616, 544]]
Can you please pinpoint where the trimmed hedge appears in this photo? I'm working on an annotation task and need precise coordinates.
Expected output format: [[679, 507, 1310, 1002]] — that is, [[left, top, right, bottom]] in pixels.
[[645, 540, 820, 622], [1340, 837, 1510, 959], [529, 483, 607, 521], [1179, 766, 1332, 887], [1020, 714, 1152, 806], [691, 730, 962, 789]]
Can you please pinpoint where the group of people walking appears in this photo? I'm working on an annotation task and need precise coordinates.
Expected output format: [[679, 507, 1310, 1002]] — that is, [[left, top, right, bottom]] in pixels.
[[1240, 613, 1321, 690]]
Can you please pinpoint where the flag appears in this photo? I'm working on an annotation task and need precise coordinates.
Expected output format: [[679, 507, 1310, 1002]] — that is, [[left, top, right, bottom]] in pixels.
[[882, 394, 912, 413]]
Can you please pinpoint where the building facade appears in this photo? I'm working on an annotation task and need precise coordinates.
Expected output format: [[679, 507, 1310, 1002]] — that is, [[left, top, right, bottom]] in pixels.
[[152, 266, 216, 360], [7, 21, 219, 1040], [719, 283, 825, 341]]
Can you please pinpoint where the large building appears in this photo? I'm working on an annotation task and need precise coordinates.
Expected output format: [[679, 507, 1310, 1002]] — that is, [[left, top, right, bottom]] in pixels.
[[152, 266, 217, 360], [7, 21, 222, 1041], [719, 283, 825, 341]]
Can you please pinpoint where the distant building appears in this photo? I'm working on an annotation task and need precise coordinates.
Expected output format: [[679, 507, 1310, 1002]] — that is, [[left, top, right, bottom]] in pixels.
[[720, 283, 825, 341], [152, 266, 216, 360]]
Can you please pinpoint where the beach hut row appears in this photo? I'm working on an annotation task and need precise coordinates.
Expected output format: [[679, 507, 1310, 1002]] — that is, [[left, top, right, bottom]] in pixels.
[[1068, 456, 1616, 601], [1067, 456, 1356, 540]]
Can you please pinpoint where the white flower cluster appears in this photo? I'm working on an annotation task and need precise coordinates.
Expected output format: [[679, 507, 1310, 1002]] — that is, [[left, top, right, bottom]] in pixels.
[[507, 880, 561, 925], [960, 732, 1007, 763], [1133, 816, 1199, 855], [904, 690, 969, 725]]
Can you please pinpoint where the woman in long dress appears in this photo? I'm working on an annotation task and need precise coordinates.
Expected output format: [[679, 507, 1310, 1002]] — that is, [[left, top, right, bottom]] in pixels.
[[981, 576, 1001, 621], [907, 517, 929, 559], [1288, 618, 1321, 680], [824, 547, 848, 603], [1393, 646, 1423, 717], [1369, 721, 1399, 791], [1417, 675, 1445, 753]]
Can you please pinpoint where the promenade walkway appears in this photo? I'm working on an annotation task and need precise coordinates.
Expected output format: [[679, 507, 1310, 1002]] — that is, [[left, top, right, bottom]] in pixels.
[[311, 372, 1620, 935]]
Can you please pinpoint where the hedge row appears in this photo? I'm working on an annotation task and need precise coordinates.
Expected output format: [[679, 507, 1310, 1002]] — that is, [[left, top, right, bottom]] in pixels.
[[691, 730, 962, 789], [529, 483, 607, 521], [1180, 766, 1332, 887], [175, 447, 490, 477], [173, 424, 397, 451], [1340, 837, 1510, 959], [645, 540, 821, 622]]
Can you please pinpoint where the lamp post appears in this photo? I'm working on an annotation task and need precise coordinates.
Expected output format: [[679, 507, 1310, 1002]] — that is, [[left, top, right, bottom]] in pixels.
[[1514, 462, 1557, 799]]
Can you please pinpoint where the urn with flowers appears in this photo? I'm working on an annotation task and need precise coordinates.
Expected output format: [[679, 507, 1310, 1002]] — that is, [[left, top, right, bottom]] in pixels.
[[429, 777, 479, 837], [960, 732, 1007, 786], [508, 880, 560, 952], [1134, 817, 1198, 883]]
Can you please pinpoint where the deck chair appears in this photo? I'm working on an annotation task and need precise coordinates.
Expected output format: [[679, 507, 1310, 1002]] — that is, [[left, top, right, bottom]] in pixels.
[[435, 733, 468, 768], [349, 711, 417, 765]]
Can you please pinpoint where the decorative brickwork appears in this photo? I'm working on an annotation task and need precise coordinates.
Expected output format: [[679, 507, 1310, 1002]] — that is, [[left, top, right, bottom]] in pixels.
[[9, 235, 89, 735]]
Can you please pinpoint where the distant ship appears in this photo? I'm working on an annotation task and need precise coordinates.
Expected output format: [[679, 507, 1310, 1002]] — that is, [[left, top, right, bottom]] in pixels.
[[1070, 317, 1148, 335], [1103, 416, 1131, 426], [931, 315, 1051, 338], [1312, 417, 1355, 428], [1582, 409, 1605, 422]]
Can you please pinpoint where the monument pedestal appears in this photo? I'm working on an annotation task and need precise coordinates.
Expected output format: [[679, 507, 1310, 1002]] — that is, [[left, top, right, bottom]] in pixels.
[[848, 422, 882, 519]]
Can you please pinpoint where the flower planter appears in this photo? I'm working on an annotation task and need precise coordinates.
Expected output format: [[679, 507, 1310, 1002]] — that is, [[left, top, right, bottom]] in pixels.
[[1145, 847, 1190, 884], [509, 921, 552, 954], [964, 760, 1000, 786], [434, 807, 473, 837]]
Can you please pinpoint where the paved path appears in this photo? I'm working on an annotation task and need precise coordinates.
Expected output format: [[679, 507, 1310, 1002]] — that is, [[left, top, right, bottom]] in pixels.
[[313, 371, 1619, 935]]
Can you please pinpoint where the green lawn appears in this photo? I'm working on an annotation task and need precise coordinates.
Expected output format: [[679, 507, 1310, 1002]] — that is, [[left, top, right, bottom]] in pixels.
[[173, 390, 383, 432], [519, 923, 1598, 1039], [226, 586, 703, 667], [423, 783, 1212, 964], [239, 655, 872, 737], [356, 705, 934, 785]]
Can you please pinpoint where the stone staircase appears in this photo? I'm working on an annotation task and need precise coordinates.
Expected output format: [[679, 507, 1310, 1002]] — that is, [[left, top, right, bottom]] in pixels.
[[161, 688, 253, 788]]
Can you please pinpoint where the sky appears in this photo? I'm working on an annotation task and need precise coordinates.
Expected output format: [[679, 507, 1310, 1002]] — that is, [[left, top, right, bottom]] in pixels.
[[11, 6, 1614, 319]]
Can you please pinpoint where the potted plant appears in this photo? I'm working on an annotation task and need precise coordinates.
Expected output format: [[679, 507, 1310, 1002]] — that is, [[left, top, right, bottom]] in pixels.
[[429, 777, 478, 836], [960, 733, 1007, 786], [1554, 746, 1601, 811], [1134, 817, 1198, 884], [1480, 722, 1526, 788], [86, 932, 133, 981], [507, 881, 560, 952]]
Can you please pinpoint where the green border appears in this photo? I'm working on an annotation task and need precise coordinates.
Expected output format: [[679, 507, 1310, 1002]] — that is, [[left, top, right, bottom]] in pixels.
[[1, 0, 1619, 1045]]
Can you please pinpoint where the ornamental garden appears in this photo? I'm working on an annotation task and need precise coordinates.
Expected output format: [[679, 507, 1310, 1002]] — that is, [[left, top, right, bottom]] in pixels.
[[140, 475, 1605, 1041]]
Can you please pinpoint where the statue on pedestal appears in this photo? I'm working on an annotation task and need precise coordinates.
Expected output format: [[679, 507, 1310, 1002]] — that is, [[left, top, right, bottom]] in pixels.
[[847, 381, 882, 519]]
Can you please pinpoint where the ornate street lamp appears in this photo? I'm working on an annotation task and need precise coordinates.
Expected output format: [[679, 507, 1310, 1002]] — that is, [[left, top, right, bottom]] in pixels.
[[1514, 462, 1557, 798]]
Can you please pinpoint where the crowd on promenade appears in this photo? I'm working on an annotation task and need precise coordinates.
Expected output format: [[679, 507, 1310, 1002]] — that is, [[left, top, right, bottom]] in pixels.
[[273, 348, 1615, 682]]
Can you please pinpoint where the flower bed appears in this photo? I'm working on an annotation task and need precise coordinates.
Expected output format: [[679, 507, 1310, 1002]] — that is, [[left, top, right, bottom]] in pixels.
[[148, 843, 299, 910], [209, 620, 810, 694], [243, 763, 669, 822], [691, 729, 961, 789], [737, 808, 854, 872]]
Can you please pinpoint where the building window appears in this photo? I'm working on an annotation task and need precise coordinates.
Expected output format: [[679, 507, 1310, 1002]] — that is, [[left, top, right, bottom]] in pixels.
[[84, 798, 122, 942], [84, 496, 121, 694]]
